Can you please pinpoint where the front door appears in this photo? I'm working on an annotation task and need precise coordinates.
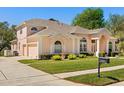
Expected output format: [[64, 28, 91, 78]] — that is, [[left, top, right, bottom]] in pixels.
[[108, 41, 112, 56]]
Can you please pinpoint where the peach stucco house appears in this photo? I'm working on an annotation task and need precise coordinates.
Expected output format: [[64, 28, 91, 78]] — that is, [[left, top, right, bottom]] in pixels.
[[11, 19, 118, 59]]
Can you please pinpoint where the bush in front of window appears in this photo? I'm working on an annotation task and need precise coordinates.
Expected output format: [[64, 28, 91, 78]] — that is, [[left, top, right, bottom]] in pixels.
[[78, 54, 87, 58], [52, 55, 62, 60], [80, 52, 94, 56], [68, 54, 77, 60]]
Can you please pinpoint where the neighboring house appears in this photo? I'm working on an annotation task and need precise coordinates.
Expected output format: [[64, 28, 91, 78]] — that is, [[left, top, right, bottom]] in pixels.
[[11, 19, 118, 59]]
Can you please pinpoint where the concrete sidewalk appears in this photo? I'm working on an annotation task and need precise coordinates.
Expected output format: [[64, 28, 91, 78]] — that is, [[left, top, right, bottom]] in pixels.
[[0, 57, 84, 86], [54, 65, 124, 78]]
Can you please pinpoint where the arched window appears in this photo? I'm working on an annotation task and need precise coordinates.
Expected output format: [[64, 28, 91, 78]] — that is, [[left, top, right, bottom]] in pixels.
[[31, 27, 38, 32], [80, 38, 87, 53], [54, 41, 62, 53]]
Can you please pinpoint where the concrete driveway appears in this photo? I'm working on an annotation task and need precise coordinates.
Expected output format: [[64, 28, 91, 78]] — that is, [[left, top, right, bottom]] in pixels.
[[0, 57, 84, 86]]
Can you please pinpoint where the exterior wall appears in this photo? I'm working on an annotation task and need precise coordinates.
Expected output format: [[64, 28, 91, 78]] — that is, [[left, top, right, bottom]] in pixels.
[[27, 37, 37, 43], [16, 27, 28, 56], [36, 33, 117, 57], [18, 39, 27, 56], [17, 27, 27, 40], [11, 19, 118, 58], [100, 35, 108, 52], [11, 43, 17, 52], [86, 35, 92, 53], [93, 31, 117, 55], [76, 34, 92, 53], [40, 36, 75, 55]]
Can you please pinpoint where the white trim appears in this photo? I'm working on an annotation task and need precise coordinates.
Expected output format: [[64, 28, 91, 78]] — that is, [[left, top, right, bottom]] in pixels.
[[96, 39, 100, 57], [106, 40, 109, 54], [112, 41, 115, 52], [72, 38, 75, 53], [50, 40, 64, 54], [27, 42, 37, 45], [37, 36, 42, 59], [91, 37, 99, 40], [50, 44, 53, 54], [77, 38, 80, 54]]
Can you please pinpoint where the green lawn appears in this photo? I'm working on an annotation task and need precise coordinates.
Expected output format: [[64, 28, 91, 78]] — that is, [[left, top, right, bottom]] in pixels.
[[65, 68, 124, 86], [18, 57, 124, 74]]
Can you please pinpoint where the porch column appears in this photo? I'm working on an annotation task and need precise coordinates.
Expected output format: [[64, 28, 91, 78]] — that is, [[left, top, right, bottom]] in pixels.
[[112, 40, 115, 52], [37, 36, 42, 59], [77, 38, 80, 54], [106, 40, 109, 54], [96, 39, 100, 57]]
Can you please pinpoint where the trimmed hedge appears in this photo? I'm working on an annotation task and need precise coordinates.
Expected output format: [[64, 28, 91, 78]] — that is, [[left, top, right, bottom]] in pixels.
[[68, 54, 77, 60], [78, 54, 87, 58], [40, 52, 95, 60], [52, 55, 62, 60], [80, 52, 94, 56]]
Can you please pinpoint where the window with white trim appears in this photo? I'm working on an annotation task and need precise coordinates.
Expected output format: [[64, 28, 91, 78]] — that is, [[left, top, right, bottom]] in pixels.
[[80, 38, 87, 53], [91, 40, 97, 52], [54, 41, 62, 53]]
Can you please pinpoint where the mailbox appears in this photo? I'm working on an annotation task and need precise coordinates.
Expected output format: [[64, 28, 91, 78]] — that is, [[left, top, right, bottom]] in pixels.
[[99, 57, 110, 64], [97, 57, 110, 78]]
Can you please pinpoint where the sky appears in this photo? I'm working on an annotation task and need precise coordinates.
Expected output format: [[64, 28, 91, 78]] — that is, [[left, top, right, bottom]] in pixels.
[[0, 7, 124, 26]]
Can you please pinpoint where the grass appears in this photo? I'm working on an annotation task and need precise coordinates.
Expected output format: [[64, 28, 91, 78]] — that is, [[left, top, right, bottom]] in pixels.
[[18, 57, 124, 74], [65, 68, 124, 86]]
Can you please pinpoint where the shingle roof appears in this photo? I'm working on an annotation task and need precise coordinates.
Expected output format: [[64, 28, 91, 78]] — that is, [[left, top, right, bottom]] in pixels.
[[70, 26, 92, 34], [17, 19, 114, 39]]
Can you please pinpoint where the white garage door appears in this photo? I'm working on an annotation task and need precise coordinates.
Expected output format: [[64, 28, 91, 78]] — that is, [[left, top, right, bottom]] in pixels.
[[28, 44, 37, 59]]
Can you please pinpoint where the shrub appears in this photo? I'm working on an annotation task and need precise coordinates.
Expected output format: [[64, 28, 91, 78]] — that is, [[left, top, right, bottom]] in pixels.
[[99, 51, 106, 57], [68, 54, 77, 60], [119, 52, 124, 56], [0, 50, 4, 56], [111, 52, 119, 57], [80, 52, 94, 56], [78, 54, 87, 58], [118, 41, 124, 53], [87, 52, 94, 56], [52, 55, 62, 60], [40, 54, 52, 60]]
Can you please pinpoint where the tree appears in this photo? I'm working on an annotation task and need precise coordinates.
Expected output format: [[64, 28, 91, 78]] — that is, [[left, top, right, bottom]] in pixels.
[[72, 8, 105, 29], [0, 22, 16, 52], [106, 14, 124, 55], [118, 41, 124, 56], [106, 14, 124, 36]]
